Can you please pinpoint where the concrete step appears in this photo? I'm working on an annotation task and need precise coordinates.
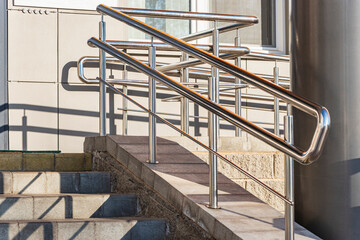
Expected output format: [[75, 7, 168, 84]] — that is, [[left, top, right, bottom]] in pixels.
[[0, 172, 111, 194], [0, 194, 138, 220], [0, 153, 92, 171], [0, 218, 167, 240]]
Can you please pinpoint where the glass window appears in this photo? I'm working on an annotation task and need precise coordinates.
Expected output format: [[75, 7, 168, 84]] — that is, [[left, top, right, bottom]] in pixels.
[[129, 0, 191, 39], [210, 0, 275, 46]]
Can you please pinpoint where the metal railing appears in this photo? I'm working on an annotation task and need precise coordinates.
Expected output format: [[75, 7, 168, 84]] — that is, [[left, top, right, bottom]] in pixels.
[[77, 5, 331, 240]]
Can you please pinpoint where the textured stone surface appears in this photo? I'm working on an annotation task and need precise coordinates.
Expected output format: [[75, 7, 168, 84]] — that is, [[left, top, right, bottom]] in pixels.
[[0, 219, 169, 240], [57, 221, 95, 240], [86, 135, 319, 240], [195, 152, 275, 179], [0, 194, 138, 220], [33, 196, 67, 219], [23, 153, 54, 171], [19, 222, 56, 240], [0, 222, 19, 240], [274, 153, 286, 179], [192, 151, 286, 212], [55, 153, 87, 171], [245, 180, 285, 212], [0, 153, 22, 171], [0, 172, 12, 194], [0, 153, 92, 172], [0, 172, 110, 194], [92, 151, 213, 240], [0, 196, 33, 220], [12, 172, 46, 194]]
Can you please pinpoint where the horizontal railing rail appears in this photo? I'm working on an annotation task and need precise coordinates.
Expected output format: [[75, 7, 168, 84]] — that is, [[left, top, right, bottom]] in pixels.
[[93, 40, 250, 55], [113, 7, 259, 23], [78, 56, 290, 88], [95, 4, 330, 164]]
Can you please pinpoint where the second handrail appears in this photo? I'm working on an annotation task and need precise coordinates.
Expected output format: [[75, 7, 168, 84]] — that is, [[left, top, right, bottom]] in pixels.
[[94, 4, 330, 165]]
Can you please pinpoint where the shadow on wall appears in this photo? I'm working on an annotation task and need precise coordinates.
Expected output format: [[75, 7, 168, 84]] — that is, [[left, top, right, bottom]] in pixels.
[[1, 61, 283, 150]]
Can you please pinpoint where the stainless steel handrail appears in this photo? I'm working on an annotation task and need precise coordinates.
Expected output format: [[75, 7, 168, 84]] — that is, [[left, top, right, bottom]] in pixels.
[[96, 4, 330, 165], [247, 52, 290, 61], [180, 22, 253, 42], [78, 56, 290, 88], [101, 77, 292, 205], [113, 7, 258, 23], [94, 40, 250, 55]]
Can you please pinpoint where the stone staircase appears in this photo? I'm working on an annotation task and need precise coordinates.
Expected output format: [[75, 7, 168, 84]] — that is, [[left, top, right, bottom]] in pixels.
[[0, 153, 167, 239]]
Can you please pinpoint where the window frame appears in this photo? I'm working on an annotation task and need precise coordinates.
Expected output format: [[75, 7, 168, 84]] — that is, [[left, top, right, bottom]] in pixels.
[[192, 0, 287, 54]]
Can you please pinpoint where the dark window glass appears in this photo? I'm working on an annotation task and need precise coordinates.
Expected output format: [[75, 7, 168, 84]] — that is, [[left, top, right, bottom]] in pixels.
[[211, 0, 275, 46]]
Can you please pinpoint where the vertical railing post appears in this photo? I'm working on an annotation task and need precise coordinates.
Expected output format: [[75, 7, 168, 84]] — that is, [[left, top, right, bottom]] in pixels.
[[234, 29, 242, 137], [274, 62, 280, 136], [285, 115, 294, 240], [99, 15, 107, 136], [180, 53, 189, 134], [122, 50, 128, 136], [148, 37, 157, 164], [208, 21, 219, 209]]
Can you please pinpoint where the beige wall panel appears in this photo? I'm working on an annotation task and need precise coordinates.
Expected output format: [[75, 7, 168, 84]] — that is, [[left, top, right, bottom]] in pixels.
[[58, 84, 100, 151], [58, 13, 99, 85], [59, 13, 129, 85], [8, 82, 58, 150], [246, 60, 275, 76], [8, 10, 57, 82]]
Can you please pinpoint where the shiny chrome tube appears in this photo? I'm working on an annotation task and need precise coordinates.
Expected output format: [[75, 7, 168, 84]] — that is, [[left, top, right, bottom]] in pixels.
[[234, 30, 242, 137], [99, 18, 107, 136], [78, 56, 290, 88], [113, 7, 258, 23], [247, 52, 290, 62], [101, 78, 292, 205], [157, 53, 239, 72], [181, 22, 253, 42], [180, 53, 189, 134], [96, 4, 330, 164], [274, 66, 280, 136], [89, 36, 328, 165], [97, 41, 250, 55], [148, 43, 157, 164], [285, 115, 294, 240]]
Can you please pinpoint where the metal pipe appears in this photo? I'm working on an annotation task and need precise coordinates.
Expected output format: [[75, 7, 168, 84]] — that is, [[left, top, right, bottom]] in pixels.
[[274, 65, 280, 136], [181, 22, 252, 42], [285, 115, 294, 240], [208, 21, 219, 209], [122, 50, 128, 135], [148, 40, 157, 164], [102, 79, 292, 205], [180, 53, 189, 134], [95, 4, 330, 164], [113, 7, 258, 23], [88, 37, 329, 165], [78, 56, 290, 87], [157, 53, 240, 72], [99, 40, 250, 55], [247, 52, 290, 62], [99, 16, 106, 136], [234, 30, 242, 137]]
